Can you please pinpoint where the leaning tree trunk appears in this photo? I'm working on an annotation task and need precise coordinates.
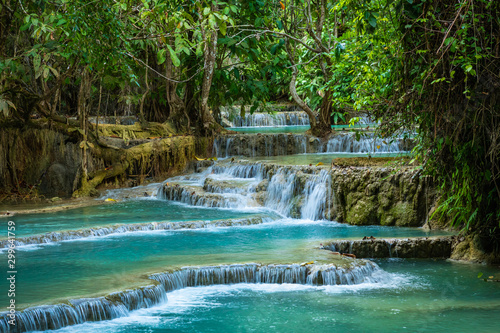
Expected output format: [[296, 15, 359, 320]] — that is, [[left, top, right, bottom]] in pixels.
[[198, 3, 223, 136], [286, 39, 331, 137]]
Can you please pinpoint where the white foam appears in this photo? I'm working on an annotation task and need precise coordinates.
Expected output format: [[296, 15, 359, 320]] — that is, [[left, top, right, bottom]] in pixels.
[[51, 273, 420, 333]]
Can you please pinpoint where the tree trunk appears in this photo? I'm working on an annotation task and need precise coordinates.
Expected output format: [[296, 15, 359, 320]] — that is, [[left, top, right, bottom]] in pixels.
[[198, 3, 223, 136], [286, 38, 331, 137]]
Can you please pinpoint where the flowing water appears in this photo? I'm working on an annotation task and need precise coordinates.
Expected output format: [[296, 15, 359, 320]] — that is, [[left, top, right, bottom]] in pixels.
[[0, 217, 449, 308], [0, 199, 254, 238], [228, 124, 372, 134], [213, 132, 411, 158], [245, 152, 407, 165], [1, 147, 498, 332], [51, 260, 500, 333]]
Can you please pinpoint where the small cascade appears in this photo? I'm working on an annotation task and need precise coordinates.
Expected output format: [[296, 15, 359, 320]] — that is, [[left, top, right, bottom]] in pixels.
[[159, 184, 239, 208], [213, 132, 412, 158], [226, 111, 310, 127], [323, 133, 406, 153], [264, 167, 332, 220], [211, 163, 264, 179], [151, 262, 382, 291], [158, 182, 258, 209], [307, 263, 382, 285], [300, 169, 332, 220], [0, 216, 270, 249], [0, 285, 167, 333], [264, 168, 299, 217], [160, 161, 335, 221], [212, 134, 322, 158]]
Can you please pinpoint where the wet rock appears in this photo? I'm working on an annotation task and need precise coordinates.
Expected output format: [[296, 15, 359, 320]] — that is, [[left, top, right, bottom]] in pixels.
[[323, 237, 454, 259]]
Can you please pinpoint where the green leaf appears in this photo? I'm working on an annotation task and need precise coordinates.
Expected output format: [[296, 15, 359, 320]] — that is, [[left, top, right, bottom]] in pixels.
[[220, 22, 227, 36], [368, 15, 377, 28], [49, 66, 59, 78], [33, 54, 41, 72], [5, 100, 17, 111], [167, 45, 180, 67], [43, 67, 50, 79], [203, 7, 210, 16], [157, 48, 166, 65], [208, 15, 216, 29]]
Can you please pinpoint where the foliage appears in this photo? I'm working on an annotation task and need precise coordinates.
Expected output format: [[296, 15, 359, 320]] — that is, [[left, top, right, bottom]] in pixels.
[[376, 0, 500, 247]]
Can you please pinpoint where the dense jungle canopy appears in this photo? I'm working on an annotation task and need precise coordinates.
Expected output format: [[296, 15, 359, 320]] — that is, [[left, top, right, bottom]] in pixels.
[[0, 0, 499, 247]]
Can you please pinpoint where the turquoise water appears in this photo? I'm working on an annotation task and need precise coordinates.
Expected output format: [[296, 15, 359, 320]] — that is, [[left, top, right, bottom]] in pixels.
[[0, 200, 254, 238], [246, 152, 410, 165], [228, 124, 374, 134], [2, 160, 497, 333], [53, 260, 500, 333], [0, 219, 450, 308]]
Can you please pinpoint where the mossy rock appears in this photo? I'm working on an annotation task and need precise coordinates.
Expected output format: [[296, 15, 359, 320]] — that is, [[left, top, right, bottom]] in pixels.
[[345, 198, 378, 225], [381, 202, 418, 227]]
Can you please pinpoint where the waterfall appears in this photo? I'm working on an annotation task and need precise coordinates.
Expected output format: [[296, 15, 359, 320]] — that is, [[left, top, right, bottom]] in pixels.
[[213, 133, 408, 157], [226, 111, 310, 127], [211, 163, 264, 179], [0, 285, 167, 333], [212, 134, 323, 158], [0, 261, 385, 332], [151, 262, 382, 290], [264, 168, 299, 217], [264, 167, 332, 220], [301, 169, 332, 220], [0, 216, 271, 249], [323, 133, 405, 153], [160, 162, 334, 221], [157, 184, 245, 209]]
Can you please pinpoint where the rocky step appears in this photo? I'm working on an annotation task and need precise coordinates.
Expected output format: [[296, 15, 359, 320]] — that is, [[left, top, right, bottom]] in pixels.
[[0, 216, 272, 248], [213, 132, 413, 157], [323, 236, 455, 259], [158, 182, 262, 209], [0, 260, 381, 332]]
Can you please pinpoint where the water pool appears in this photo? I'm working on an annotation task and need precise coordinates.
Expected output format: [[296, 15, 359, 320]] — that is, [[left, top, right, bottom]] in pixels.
[[52, 259, 500, 333]]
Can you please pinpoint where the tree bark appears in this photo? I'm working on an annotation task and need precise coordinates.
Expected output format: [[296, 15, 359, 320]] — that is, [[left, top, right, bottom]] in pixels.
[[198, 2, 223, 136]]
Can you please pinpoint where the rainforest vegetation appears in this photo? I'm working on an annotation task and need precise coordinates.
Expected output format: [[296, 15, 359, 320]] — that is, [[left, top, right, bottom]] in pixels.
[[0, 0, 499, 247]]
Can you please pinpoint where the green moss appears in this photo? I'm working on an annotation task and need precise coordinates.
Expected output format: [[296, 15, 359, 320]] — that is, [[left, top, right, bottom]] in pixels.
[[378, 202, 415, 226], [345, 197, 378, 225]]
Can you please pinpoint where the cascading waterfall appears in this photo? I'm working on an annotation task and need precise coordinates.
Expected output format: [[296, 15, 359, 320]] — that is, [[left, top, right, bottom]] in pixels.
[[300, 169, 332, 220], [0, 216, 271, 249], [264, 167, 332, 220], [226, 111, 310, 127], [211, 163, 264, 179], [157, 163, 267, 210], [323, 133, 404, 153], [0, 285, 167, 333], [213, 133, 409, 158], [160, 162, 334, 221], [150, 262, 382, 290], [264, 168, 299, 217], [212, 134, 320, 158], [158, 184, 244, 209], [0, 261, 387, 332]]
